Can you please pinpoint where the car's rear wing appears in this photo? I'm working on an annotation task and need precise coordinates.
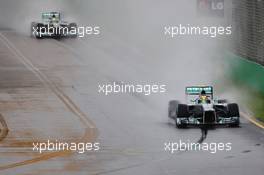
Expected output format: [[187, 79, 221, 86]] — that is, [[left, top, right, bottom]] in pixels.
[[186, 86, 213, 95], [42, 12, 61, 23], [185, 86, 213, 103]]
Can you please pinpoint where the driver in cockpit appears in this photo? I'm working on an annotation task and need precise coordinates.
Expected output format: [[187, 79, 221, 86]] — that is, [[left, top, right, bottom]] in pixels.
[[50, 14, 59, 23], [197, 90, 210, 104]]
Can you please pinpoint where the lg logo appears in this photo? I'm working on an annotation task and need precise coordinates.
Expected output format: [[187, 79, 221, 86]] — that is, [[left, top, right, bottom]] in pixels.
[[198, 0, 224, 11], [211, 1, 224, 10], [197, 0, 224, 17]]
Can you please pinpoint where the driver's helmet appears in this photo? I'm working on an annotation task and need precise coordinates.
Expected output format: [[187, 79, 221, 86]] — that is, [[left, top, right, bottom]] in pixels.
[[200, 90, 206, 96], [50, 14, 58, 23], [199, 90, 208, 103]]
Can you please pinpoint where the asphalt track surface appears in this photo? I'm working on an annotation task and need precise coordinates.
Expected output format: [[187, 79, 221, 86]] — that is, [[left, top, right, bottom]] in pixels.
[[0, 30, 263, 175]]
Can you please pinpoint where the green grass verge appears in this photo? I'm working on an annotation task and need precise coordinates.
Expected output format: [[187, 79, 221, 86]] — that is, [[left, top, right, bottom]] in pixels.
[[248, 92, 264, 122], [224, 52, 264, 122]]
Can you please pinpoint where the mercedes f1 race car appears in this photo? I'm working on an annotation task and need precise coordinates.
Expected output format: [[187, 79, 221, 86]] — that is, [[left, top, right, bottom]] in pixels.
[[168, 86, 240, 128], [31, 12, 78, 39]]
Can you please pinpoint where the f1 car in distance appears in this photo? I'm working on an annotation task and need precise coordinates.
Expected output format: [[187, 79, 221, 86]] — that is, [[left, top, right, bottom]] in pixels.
[[31, 12, 78, 39], [168, 86, 240, 128]]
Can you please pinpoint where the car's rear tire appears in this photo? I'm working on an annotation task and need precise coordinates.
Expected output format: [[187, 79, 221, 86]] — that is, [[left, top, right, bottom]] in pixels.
[[31, 22, 36, 37], [228, 103, 240, 127], [36, 23, 45, 39], [168, 100, 179, 119], [176, 104, 189, 128], [177, 104, 189, 118]]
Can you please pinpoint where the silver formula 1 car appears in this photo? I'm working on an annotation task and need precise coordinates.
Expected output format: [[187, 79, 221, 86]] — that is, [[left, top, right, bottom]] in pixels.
[[31, 12, 77, 39], [168, 86, 240, 128]]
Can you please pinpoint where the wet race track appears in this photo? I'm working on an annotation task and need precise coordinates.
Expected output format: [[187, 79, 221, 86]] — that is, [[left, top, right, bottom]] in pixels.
[[0, 30, 263, 175]]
